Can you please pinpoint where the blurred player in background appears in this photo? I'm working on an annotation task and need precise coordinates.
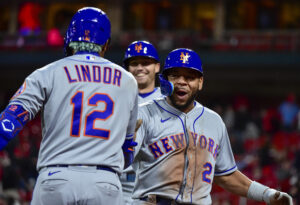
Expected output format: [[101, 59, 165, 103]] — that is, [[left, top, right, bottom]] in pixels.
[[121, 40, 162, 204], [131, 48, 293, 205], [0, 7, 138, 205]]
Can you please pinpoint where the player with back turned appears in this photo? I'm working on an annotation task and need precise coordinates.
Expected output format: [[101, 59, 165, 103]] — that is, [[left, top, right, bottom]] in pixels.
[[132, 48, 294, 204], [121, 40, 162, 204], [0, 7, 138, 205]]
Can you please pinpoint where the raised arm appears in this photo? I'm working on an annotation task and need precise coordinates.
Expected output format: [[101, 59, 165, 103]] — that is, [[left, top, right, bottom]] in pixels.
[[214, 170, 293, 205]]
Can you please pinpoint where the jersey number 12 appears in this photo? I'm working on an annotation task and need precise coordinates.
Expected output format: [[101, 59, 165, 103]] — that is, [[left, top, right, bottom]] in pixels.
[[70, 91, 114, 139]]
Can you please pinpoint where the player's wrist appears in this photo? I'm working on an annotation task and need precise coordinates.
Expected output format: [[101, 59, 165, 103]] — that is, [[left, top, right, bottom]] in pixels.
[[263, 188, 277, 203], [247, 181, 270, 202], [0, 104, 29, 144], [5, 104, 30, 126]]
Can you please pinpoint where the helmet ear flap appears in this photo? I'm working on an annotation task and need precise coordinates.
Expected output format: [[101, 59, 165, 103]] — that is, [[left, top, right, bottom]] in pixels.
[[159, 74, 174, 96]]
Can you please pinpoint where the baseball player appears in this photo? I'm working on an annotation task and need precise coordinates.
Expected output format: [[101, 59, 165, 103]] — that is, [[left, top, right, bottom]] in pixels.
[[124, 40, 162, 103], [131, 48, 293, 204], [121, 40, 163, 204], [0, 7, 138, 205]]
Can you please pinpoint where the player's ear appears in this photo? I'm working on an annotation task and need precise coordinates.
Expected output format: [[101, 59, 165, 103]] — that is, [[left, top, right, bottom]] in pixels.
[[155, 63, 160, 74], [198, 76, 204, 91], [99, 39, 110, 57]]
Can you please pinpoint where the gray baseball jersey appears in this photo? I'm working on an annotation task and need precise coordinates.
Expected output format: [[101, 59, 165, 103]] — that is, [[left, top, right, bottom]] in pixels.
[[132, 98, 237, 204], [121, 87, 163, 201], [10, 53, 138, 174], [138, 87, 162, 104]]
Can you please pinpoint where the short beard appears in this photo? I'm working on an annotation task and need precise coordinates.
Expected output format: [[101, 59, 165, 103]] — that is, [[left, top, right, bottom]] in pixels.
[[169, 91, 199, 111], [138, 82, 149, 90]]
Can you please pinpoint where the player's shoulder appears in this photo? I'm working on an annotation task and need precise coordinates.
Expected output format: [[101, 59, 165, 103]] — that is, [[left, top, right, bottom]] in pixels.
[[138, 99, 159, 115], [99, 57, 124, 71], [95, 56, 138, 92], [35, 57, 69, 72], [138, 99, 155, 111], [27, 58, 62, 76], [201, 104, 224, 123], [152, 87, 164, 98], [96, 56, 137, 83], [139, 99, 155, 107]]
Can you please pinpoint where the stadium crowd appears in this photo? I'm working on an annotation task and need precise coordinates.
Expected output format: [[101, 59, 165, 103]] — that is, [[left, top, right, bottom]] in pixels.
[[0, 92, 299, 205]]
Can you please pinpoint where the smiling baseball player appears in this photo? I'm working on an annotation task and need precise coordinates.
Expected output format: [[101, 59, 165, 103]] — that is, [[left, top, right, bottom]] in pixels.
[[121, 40, 163, 205], [131, 48, 293, 205], [0, 7, 138, 205], [124, 40, 162, 103]]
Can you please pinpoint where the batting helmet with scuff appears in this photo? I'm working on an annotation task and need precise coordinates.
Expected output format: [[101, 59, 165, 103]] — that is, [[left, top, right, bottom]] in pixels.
[[64, 7, 111, 56]]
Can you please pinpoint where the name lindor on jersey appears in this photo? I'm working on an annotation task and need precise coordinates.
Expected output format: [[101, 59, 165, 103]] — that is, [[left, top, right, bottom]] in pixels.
[[149, 131, 219, 160], [64, 64, 122, 86]]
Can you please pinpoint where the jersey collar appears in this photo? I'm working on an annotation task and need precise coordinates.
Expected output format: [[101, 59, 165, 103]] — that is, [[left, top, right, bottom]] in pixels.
[[74, 51, 100, 56], [156, 97, 201, 116], [139, 88, 158, 98]]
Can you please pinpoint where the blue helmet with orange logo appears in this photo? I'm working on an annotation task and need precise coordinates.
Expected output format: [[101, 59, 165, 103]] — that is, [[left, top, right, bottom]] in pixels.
[[163, 48, 203, 75], [123, 41, 159, 67], [64, 7, 111, 56], [159, 48, 203, 96]]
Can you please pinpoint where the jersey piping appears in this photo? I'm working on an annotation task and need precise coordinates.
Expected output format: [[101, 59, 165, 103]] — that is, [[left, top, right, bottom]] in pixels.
[[153, 99, 193, 203], [190, 105, 205, 203]]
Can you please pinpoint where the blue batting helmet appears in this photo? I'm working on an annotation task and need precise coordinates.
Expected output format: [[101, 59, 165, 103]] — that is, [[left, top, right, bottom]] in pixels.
[[160, 48, 203, 96], [162, 48, 203, 75], [64, 7, 111, 56], [123, 41, 159, 66]]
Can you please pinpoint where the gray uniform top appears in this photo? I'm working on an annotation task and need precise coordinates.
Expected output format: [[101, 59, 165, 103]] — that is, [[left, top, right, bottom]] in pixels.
[[10, 53, 138, 174], [121, 87, 163, 192], [132, 98, 237, 204], [138, 87, 162, 104]]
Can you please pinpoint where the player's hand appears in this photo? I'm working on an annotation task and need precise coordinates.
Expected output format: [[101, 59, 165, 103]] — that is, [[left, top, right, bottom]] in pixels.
[[269, 191, 293, 205], [122, 119, 142, 153], [122, 138, 138, 153], [123, 119, 142, 169], [127, 119, 142, 152]]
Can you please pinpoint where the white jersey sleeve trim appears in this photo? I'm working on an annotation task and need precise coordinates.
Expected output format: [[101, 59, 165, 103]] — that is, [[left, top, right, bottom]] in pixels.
[[214, 165, 237, 176], [126, 134, 134, 140]]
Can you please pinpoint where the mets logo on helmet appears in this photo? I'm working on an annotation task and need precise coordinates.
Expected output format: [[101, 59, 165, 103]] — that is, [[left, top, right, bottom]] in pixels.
[[135, 43, 142, 53], [84, 30, 91, 41], [180, 52, 190, 63]]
